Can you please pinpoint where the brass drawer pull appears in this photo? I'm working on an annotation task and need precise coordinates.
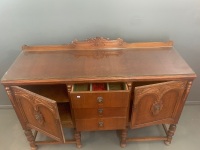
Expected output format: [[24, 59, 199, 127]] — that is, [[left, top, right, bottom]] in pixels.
[[97, 96, 103, 103], [98, 121, 104, 127], [98, 108, 103, 114]]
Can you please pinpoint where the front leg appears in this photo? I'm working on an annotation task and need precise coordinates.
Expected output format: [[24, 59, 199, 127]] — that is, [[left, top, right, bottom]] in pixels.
[[74, 130, 82, 148], [120, 128, 128, 148], [164, 124, 176, 145], [24, 129, 37, 150]]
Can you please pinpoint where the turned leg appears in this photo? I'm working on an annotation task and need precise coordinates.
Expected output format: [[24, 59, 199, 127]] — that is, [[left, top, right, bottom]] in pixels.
[[164, 124, 176, 145], [74, 130, 82, 148], [120, 128, 128, 148], [24, 129, 37, 150]]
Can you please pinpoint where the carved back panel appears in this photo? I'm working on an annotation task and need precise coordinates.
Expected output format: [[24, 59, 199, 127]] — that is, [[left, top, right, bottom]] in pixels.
[[11, 86, 64, 142], [130, 81, 187, 129]]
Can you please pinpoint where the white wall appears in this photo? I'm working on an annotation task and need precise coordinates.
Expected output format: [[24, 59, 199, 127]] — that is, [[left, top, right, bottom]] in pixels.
[[0, 0, 200, 105]]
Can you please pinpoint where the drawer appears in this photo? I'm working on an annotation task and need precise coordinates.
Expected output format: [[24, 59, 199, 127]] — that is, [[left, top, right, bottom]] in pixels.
[[74, 108, 127, 119], [71, 92, 129, 108], [75, 117, 126, 131], [70, 83, 130, 108]]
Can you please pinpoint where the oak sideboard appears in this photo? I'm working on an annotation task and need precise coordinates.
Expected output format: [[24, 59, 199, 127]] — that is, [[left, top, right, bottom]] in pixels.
[[1, 37, 196, 149]]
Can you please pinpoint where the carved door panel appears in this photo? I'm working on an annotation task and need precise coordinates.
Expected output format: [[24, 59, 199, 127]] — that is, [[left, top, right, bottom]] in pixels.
[[11, 86, 64, 142], [130, 81, 187, 129]]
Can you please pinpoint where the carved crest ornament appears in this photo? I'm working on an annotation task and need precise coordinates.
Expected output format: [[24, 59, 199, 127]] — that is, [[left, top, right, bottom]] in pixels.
[[70, 37, 125, 48]]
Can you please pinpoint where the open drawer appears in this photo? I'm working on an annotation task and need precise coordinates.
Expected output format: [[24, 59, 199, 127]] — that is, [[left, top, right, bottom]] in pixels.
[[70, 82, 130, 108], [72, 82, 127, 92]]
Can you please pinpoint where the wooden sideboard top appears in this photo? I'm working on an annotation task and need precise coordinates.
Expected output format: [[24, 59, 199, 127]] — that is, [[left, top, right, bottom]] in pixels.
[[1, 38, 196, 85]]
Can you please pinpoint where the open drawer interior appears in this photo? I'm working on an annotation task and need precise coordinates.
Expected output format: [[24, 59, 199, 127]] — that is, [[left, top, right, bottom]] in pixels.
[[57, 103, 74, 128], [73, 82, 127, 92]]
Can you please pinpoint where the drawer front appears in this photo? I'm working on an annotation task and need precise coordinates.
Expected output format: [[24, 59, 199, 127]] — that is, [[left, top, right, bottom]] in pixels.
[[74, 108, 127, 119], [75, 117, 126, 131], [70, 91, 130, 108]]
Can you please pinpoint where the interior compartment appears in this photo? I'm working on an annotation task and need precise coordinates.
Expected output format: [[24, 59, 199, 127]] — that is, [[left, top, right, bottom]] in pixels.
[[131, 81, 167, 92], [19, 84, 69, 102], [92, 83, 107, 91], [73, 82, 128, 92], [73, 83, 90, 91], [109, 82, 125, 90], [57, 103, 74, 128], [132, 81, 166, 88]]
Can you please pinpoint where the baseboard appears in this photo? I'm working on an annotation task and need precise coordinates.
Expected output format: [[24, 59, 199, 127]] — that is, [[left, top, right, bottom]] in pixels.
[[186, 101, 200, 105], [0, 105, 13, 109]]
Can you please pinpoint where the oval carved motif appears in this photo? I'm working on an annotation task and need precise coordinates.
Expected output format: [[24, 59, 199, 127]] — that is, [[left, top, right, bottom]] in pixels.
[[151, 101, 163, 116]]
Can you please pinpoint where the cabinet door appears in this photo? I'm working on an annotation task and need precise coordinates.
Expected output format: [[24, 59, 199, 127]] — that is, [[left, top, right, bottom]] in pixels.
[[130, 81, 187, 129], [11, 86, 64, 142]]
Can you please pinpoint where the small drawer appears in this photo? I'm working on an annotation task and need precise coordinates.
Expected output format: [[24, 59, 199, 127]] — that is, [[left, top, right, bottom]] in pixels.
[[75, 117, 126, 131], [73, 108, 127, 119], [70, 82, 130, 108], [70, 92, 130, 108]]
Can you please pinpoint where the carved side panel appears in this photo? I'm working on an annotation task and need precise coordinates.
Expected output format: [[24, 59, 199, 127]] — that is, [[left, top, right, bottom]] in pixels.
[[11, 86, 64, 142], [130, 81, 187, 128], [5, 86, 27, 129], [174, 81, 193, 121]]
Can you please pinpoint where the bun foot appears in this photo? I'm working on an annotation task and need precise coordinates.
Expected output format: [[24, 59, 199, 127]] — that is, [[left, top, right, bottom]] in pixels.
[[31, 146, 38, 150], [164, 140, 171, 146], [120, 142, 127, 148], [76, 144, 82, 148]]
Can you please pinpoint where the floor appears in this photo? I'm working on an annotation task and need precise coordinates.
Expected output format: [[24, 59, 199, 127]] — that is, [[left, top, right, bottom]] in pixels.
[[0, 105, 200, 150]]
